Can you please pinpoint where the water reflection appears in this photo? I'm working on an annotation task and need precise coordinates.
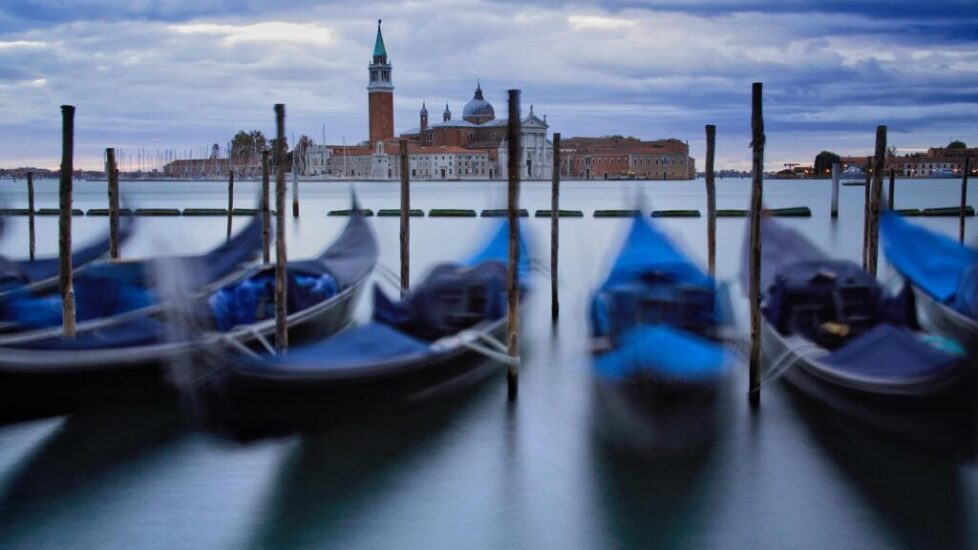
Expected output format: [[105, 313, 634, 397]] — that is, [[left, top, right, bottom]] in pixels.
[[0, 403, 186, 545], [245, 374, 499, 550], [788, 388, 971, 549], [590, 430, 720, 548]]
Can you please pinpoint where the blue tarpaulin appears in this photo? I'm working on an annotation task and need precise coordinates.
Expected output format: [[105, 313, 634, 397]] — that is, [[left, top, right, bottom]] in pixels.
[[593, 325, 728, 382], [881, 211, 978, 312], [821, 323, 959, 379]]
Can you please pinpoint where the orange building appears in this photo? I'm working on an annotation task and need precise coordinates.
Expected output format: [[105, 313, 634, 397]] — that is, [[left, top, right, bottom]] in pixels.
[[560, 136, 694, 180]]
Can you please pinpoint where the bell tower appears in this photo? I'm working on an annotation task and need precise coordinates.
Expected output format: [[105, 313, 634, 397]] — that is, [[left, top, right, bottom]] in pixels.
[[367, 19, 394, 146]]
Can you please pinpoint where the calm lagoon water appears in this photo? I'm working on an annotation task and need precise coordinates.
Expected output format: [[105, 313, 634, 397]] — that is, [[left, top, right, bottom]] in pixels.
[[0, 177, 974, 549]]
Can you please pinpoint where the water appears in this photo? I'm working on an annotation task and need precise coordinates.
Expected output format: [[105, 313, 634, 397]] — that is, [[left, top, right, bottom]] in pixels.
[[0, 178, 975, 549]]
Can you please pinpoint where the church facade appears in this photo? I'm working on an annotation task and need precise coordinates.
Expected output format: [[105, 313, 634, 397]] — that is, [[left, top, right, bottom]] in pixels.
[[305, 21, 553, 181]]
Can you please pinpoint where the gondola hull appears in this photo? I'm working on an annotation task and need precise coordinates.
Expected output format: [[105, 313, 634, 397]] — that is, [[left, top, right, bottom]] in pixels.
[[763, 320, 977, 455], [591, 374, 725, 455], [0, 279, 368, 424], [911, 285, 978, 360], [196, 318, 508, 442]]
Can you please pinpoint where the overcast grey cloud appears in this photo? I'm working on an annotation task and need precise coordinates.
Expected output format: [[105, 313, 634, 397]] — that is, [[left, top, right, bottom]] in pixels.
[[0, 0, 976, 170]]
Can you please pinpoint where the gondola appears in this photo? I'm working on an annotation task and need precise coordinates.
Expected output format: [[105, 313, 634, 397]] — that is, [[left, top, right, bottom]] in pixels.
[[748, 216, 975, 453], [880, 211, 978, 358], [0, 214, 259, 335], [0, 208, 376, 423], [589, 214, 733, 454], [192, 220, 529, 442], [0, 215, 136, 300]]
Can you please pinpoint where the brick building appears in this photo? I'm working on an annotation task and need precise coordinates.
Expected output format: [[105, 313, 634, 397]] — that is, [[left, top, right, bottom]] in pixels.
[[560, 136, 695, 180]]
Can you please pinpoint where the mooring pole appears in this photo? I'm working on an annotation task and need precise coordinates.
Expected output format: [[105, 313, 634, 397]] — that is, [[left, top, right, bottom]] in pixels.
[[748, 83, 764, 408], [866, 126, 886, 278], [59, 105, 76, 339], [226, 169, 234, 242], [506, 89, 522, 400], [106, 148, 120, 259], [274, 104, 288, 352], [399, 139, 410, 296], [292, 162, 299, 218], [888, 168, 896, 211], [261, 149, 271, 264], [26, 171, 35, 261], [551, 132, 561, 319], [830, 162, 840, 218], [961, 157, 971, 244], [705, 125, 717, 277], [862, 155, 871, 270]]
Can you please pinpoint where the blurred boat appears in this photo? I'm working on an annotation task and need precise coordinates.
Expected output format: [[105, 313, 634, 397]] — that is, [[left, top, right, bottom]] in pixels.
[[840, 165, 866, 186], [747, 216, 975, 452], [880, 211, 978, 358], [589, 215, 732, 454], [0, 215, 259, 334], [0, 215, 136, 301], [192, 220, 529, 441], [0, 217, 286, 422], [928, 168, 958, 179]]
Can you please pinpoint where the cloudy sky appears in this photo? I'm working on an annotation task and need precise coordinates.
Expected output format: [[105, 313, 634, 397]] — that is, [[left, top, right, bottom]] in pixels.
[[1, 0, 976, 170]]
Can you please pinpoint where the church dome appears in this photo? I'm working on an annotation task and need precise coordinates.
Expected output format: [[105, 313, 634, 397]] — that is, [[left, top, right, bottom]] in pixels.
[[462, 83, 495, 123]]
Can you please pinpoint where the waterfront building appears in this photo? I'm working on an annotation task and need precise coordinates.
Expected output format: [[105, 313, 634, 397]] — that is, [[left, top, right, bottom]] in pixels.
[[559, 136, 695, 180], [399, 84, 553, 180]]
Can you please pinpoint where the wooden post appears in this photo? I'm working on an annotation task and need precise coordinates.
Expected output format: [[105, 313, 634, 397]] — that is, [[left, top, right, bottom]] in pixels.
[[274, 104, 288, 352], [866, 126, 886, 277], [226, 169, 234, 242], [888, 168, 895, 211], [26, 171, 35, 261], [862, 155, 871, 269], [960, 157, 971, 244], [506, 89, 522, 400], [748, 83, 764, 408], [551, 132, 561, 319], [59, 105, 76, 339], [261, 149, 271, 264], [106, 148, 120, 259], [292, 163, 299, 217], [704, 125, 717, 277], [830, 162, 840, 218], [399, 139, 410, 296]]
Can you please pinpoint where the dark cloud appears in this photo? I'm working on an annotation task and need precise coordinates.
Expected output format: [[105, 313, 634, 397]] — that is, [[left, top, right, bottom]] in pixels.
[[0, 0, 975, 169]]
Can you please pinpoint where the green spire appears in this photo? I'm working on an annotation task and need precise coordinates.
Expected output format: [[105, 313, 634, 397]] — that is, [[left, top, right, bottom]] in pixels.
[[373, 19, 387, 58]]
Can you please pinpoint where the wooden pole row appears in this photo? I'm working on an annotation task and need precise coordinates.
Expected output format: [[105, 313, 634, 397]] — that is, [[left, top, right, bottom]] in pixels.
[[866, 126, 887, 278], [274, 104, 288, 352], [261, 149, 271, 264], [506, 89, 522, 401], [748, 82, 764, 408], [59, 105, 76, 339], [551, 132, 561, 320], [961, 157, 971, 244], [292, 164, 300, 218], [26, 171, 35, 261], [704, 125, 717, 278], [830, 162, 840, 218], [887, 168, 895, 211], [106, 148, 120, 260], [226, 169, 235, 243], [399, 139, 410, 297], [862, 155, 872, 270]]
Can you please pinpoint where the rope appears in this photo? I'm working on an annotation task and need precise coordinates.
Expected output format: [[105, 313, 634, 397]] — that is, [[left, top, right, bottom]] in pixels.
[[432, 328, 519, 367], [725, 333, 824, 388], [375, 263, 403, 289]]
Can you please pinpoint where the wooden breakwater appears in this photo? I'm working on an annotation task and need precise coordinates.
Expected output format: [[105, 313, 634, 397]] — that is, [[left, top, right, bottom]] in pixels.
[[0, 205, 972, 218]]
